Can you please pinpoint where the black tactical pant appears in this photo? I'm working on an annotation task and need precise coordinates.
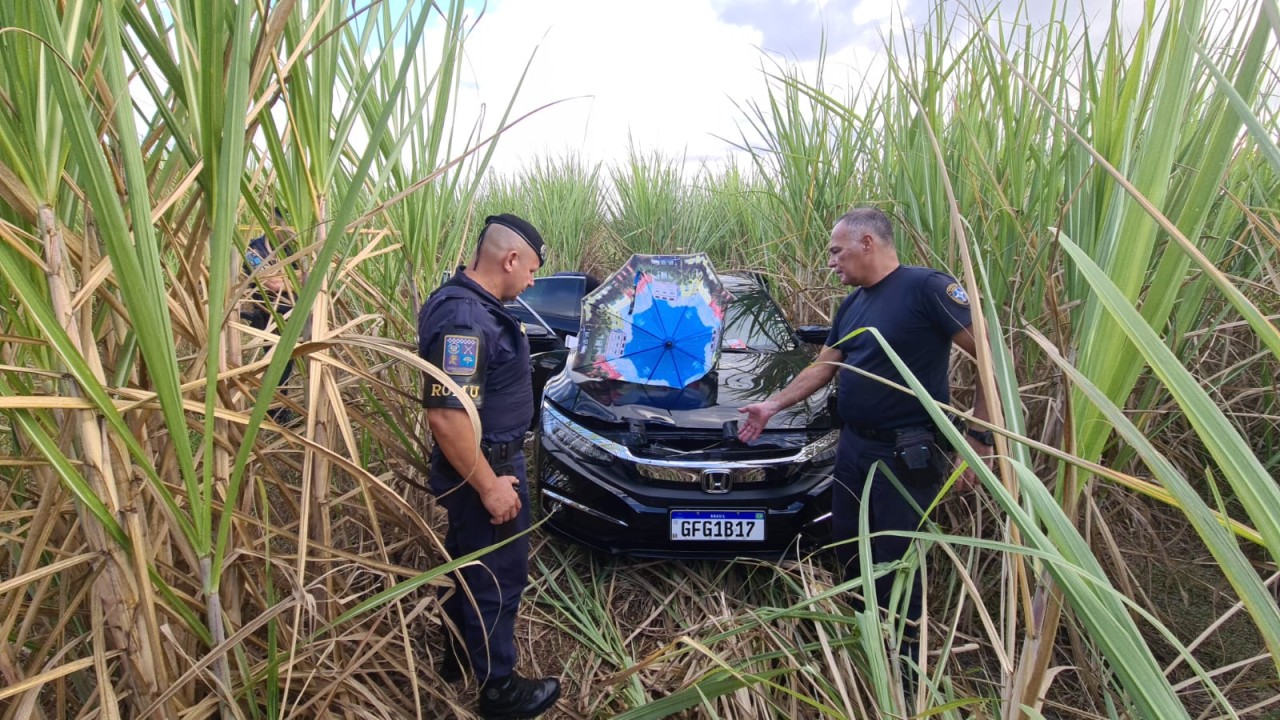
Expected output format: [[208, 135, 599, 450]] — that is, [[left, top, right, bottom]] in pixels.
[[830, 426, 944, 626], [243, 303, 295, 386], [433, 452, 531, 683]]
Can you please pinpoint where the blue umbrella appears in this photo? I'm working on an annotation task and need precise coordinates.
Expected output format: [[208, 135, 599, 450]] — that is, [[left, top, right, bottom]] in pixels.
[[572, 254, 733, 388]]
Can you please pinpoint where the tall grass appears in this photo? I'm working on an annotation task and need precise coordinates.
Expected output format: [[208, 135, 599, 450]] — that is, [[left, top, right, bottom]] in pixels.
[[0, 0, 513, 716], [0, 0, 1277, 718], [733, 54, 868, 295], [509, 1, 1278, 717], [476, 154, 610, 276]]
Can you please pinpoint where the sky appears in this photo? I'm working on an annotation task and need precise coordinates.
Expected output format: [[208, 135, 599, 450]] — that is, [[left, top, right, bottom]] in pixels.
[[445, 0, 1154, 176]]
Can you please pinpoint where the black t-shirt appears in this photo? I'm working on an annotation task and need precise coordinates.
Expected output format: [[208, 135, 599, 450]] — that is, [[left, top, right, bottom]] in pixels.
[[825, 265, 972, 430], [417, 268, 534, 446]]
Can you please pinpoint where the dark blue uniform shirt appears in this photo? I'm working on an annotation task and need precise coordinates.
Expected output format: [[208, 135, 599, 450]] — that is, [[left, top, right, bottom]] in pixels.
[[417, 267, 533, 479], [826, 265, 972, 430], [244, 235, 297, 315], [416, 267, 535, 684]]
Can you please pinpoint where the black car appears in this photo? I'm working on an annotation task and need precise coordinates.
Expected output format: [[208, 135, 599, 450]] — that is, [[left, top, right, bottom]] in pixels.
[[511, 271, 599, 341], [511, 273, 837, 559]]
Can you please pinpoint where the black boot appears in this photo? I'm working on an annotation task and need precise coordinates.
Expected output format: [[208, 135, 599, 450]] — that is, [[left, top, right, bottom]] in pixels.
[[477, 673, 561, 720], [267, 406, 298, 426]]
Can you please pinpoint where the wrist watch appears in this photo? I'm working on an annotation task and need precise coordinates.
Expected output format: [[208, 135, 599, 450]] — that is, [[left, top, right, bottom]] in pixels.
[[966, 427, 995, 447]]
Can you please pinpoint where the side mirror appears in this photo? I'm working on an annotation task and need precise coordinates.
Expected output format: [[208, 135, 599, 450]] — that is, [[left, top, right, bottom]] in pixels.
[[795, 325, 830, 345], [525, 323, 554, 339]]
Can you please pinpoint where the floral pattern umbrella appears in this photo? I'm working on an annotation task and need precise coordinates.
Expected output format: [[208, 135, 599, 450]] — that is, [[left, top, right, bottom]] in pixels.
[[572, 254, 733, 388]]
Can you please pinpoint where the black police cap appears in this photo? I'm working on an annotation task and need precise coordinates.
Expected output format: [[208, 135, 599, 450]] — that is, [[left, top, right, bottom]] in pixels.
[[483, 213, 546, 265]]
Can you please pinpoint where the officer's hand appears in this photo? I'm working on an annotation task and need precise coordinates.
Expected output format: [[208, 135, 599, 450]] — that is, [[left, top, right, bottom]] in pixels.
[[481, 475, 522, 524], [737, 401, 781, 443], [261, 272, 287, 294], [957, 436, 993, 492]]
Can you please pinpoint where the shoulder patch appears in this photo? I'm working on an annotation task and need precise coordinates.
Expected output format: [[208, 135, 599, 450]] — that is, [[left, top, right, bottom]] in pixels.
[[945, 283, 970, 306], [442, 334, 480, 376]]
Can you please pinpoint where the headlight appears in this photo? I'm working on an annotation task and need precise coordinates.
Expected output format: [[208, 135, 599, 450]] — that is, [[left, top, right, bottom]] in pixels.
[[805, 430, 840, 465], [541, 405, 615, 465]]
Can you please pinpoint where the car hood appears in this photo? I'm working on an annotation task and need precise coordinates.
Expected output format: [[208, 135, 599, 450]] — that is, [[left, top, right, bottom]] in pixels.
[[543, 347, 834, 431]]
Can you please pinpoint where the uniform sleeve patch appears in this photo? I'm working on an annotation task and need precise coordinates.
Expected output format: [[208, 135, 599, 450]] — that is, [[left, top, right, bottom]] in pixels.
[[442, 334, 480, 376], [945, 283, 970, 306]]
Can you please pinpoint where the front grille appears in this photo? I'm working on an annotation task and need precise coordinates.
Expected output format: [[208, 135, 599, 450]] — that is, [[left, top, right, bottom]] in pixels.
[[634, 434, 732, 454], [631, 438, 806, 463], [635, 464, 769, 488]]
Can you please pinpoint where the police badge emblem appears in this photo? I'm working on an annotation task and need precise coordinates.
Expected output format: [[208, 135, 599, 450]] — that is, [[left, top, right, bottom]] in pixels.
[[443, 334, 479, 376], [945, 283, 970, 306]]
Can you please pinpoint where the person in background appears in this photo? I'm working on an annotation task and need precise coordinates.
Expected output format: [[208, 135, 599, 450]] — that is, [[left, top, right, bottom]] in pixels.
[[417, 214, 561, 719], [242, 208, 300, 424], [737, 206, 994, 676]]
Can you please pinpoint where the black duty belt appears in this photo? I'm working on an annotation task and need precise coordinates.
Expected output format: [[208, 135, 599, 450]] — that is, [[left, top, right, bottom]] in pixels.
[[480, 437, 525, 471], [849, 426, 901, 444], [850, 417, 963, 446]]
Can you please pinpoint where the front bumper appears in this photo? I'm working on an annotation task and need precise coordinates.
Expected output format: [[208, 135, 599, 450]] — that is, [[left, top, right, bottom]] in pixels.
[[535, 407, 834, 559]]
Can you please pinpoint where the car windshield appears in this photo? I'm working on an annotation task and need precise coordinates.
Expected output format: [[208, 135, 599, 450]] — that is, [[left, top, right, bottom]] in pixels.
[[720, 287, 796, 352], [512, 275, 797, 353]]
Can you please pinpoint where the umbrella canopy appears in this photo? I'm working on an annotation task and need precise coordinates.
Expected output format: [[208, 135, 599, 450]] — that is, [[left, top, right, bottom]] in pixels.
[[572, 254, 733, 388]]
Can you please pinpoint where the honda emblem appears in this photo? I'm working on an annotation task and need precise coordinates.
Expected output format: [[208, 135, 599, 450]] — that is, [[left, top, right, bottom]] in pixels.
[[701, 469, 732, 494]]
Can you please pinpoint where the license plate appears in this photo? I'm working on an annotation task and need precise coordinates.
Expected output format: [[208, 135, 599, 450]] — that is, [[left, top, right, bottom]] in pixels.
[[670, 510, 765, 541]]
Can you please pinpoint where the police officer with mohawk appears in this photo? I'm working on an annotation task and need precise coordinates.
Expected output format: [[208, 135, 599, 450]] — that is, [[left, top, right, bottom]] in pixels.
[[418, 214, 560, 719]]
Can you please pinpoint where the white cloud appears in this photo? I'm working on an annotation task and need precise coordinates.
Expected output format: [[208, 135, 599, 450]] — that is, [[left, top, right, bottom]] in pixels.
[[439, 0, 1224, 178], [455, 0, 775, 175], [850, 0, 909, 27]]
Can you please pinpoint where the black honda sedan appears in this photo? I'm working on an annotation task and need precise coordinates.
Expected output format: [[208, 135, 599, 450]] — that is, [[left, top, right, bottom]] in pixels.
[[510, 274, 837, 558]]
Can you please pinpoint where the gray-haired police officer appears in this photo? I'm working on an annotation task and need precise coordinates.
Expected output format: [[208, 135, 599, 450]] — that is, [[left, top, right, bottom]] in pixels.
[[737, 207, 994, 678], [418, 214, 560, 719]]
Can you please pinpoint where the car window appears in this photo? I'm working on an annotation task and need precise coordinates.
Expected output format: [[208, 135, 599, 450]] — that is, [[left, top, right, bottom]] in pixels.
[[518, 276, 586, 320], [721, 287, 796, 352]]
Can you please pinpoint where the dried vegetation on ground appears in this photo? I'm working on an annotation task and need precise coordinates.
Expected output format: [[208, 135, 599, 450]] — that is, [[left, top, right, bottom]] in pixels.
[[1, 0, 1279, 718]]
